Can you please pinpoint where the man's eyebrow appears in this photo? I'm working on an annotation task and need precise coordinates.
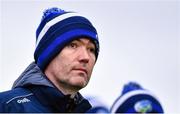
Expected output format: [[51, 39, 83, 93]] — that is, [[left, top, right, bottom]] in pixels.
[[73, 39, 94, 45], [73, 39, 81, 42]]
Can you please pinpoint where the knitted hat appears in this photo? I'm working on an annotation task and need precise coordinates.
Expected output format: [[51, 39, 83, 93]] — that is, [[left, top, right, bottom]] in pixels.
[[110, 82, 164, 113], [34, 7, 99, 71]]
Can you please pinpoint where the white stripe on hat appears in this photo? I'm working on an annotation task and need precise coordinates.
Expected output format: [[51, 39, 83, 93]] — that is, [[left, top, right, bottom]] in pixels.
[[36, 12, 84, 47], [110, 90, 159, 113]]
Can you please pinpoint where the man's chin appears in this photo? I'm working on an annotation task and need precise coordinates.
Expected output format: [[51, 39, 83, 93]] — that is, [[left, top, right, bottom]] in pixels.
[[72, 81, 87, 88], [68, 75, 89, 90], [69, 80, 88, 90]]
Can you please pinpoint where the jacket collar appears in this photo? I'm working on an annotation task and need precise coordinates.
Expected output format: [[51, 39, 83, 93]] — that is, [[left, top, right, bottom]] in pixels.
[[12, 62, 53, 89]]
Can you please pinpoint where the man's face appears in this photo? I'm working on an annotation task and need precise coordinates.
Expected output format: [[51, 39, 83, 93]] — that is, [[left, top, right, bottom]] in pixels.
[[45, 38, 96, 93]]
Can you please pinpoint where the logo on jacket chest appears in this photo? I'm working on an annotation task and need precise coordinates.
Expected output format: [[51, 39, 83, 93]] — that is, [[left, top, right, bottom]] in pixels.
[[17, 98, 30, 104]]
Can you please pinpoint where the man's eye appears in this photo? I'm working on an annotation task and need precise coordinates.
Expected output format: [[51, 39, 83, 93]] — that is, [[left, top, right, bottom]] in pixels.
[[68, 42, 77, 48], [89, 48, 96, 54]]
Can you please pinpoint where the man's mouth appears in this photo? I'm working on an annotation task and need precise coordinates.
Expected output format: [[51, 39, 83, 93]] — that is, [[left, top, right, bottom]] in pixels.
[[73, 68, 88, 75]]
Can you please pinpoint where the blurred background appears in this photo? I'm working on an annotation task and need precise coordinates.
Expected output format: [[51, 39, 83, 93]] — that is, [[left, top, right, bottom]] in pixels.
[[0, 0, 179, 113]]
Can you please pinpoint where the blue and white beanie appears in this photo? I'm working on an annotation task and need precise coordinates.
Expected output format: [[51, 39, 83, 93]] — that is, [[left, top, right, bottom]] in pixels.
[[34, 7, 99, 71], [110, 82, 164, 113]]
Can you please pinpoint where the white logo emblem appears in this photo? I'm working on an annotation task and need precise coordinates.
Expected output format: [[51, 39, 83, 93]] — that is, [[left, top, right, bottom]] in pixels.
[[134, 99, 152, 113], [17, 98, 30, 104]]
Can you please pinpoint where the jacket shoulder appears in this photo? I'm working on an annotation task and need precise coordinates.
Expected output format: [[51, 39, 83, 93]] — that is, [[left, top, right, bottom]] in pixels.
[[0, 87, 32, 103], [0, 87, 33, 112]]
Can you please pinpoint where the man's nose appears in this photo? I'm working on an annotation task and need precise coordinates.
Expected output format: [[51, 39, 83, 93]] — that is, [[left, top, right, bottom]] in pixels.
[[78, 47, 90, 63]]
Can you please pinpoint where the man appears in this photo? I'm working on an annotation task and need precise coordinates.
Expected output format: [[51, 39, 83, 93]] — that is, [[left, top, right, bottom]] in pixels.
[[0, 7, 99, 113]]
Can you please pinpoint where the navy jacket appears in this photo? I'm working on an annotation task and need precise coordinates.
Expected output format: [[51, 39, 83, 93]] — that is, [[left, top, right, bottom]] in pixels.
[[0, 62, 92, 113]]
